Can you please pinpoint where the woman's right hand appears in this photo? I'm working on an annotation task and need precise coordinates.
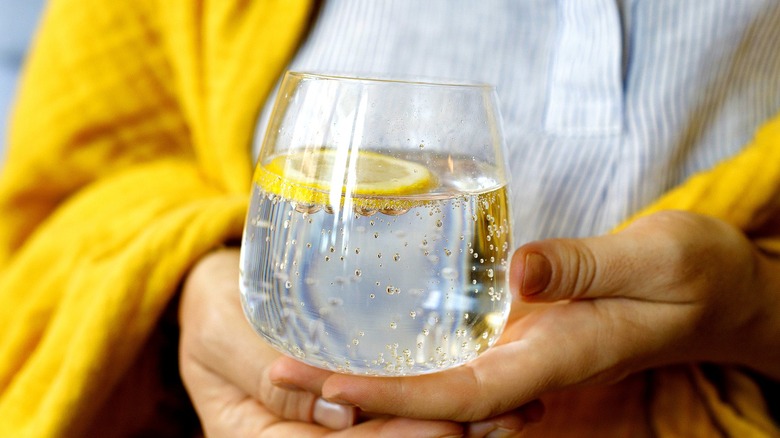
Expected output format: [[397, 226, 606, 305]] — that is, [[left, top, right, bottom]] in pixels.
[[177, 247, 465, 437]]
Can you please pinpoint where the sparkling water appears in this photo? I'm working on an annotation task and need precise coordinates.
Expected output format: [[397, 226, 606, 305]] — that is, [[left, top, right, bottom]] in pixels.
[[240, 159, 512, 376]]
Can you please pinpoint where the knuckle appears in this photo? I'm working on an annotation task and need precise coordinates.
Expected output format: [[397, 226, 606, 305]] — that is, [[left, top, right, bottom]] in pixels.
[[456, 367, 510, 421], [630, 211, 716, 285], [552, 239, 598, 299]]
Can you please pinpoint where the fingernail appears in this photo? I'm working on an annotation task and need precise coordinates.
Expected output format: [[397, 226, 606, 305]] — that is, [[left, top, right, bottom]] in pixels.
[[322, 395, 356, 406], [522, 253, 551, 296], [313, 397, 356, 430]]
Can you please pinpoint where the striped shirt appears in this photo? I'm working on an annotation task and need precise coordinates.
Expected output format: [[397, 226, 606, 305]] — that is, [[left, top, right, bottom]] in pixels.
[[255, 0, 780, 244]]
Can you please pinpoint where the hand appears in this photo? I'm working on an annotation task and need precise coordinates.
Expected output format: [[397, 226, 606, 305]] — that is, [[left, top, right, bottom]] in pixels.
[[269, 210, 780, 427], [178, 248, 464, 437]]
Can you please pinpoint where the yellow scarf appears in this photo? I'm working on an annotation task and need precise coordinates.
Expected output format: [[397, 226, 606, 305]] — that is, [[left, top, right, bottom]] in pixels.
[[0, 0, 777, 436]]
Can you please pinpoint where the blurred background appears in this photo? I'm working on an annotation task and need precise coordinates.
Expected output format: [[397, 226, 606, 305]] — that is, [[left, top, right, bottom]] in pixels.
[[1, 0, 45, 162]]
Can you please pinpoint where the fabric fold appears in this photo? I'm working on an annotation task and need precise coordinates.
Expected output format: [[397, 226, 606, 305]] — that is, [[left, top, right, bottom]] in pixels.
[[0, 160, 247, 436]]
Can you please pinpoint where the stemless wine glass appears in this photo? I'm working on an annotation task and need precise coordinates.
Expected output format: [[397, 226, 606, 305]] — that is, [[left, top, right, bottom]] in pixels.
[[240, 71, 512, 376]]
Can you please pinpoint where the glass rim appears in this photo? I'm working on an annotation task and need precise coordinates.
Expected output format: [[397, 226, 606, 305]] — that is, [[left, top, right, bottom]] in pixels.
[[285, 70, 496, 90]]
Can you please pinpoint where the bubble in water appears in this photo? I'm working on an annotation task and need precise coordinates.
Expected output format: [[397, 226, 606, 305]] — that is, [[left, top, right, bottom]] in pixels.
[[242, 181, 512, 376], [284, 281, 292, 289], [294, 202, 322, 214], [355, 206, 378, 216], [382, 207, 409, 216]]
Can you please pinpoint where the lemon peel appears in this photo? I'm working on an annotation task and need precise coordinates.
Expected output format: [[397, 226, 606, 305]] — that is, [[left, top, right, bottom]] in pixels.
[[253, 148, 437, 212]]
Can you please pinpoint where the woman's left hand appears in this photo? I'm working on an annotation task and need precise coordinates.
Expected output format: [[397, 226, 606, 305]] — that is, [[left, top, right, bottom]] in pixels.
[[268, 210, 780, 428]]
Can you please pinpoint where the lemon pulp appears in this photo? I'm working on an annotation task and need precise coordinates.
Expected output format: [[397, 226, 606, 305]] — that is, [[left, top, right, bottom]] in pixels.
[[253, 148, 437, 211]]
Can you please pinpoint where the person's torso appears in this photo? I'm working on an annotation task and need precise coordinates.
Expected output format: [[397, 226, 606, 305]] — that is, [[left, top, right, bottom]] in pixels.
[[255, 0, 780, 243]]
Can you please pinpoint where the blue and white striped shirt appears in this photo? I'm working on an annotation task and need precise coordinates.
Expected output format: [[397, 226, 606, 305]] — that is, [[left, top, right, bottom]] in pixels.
[[256, 0, 780, 244]]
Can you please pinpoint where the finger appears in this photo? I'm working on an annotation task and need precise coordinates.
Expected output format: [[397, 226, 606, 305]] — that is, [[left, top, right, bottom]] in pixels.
[[466, 399, 545, 437], [179, 249, 355, 429], [314, 342, 532, 422], [313, 299, 655, 422], [331, 417, 463, 438], [180, 349, 321, 437], [185, 355, 459, 438], [508, 213, 697, 303], [269, 356, 335, 395]]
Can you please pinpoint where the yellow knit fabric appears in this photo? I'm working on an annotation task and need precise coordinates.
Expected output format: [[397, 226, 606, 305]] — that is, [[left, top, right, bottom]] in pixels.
[[0, 0, 313, 436], [0, 0, 777, 436]]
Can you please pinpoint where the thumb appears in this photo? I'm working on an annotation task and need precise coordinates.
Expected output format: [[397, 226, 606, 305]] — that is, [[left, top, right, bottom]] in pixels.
[[510, 232, 648, 303]]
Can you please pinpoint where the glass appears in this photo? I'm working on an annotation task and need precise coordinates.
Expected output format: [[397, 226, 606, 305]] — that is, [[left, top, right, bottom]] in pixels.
[[240, 71, 513, 376]]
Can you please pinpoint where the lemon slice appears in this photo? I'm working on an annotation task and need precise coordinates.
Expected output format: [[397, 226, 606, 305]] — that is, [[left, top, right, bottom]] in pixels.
[[254, 148, 436, 211]]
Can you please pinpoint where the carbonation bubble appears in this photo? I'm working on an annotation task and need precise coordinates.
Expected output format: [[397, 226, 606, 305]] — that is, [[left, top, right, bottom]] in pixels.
[[381, 207, 409, 216], [356, 206, 378, 216], [241, 170, 512, 376]]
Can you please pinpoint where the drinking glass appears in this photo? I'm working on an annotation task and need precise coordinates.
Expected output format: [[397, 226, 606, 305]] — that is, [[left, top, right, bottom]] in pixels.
[[240, 71, 512, 376]]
